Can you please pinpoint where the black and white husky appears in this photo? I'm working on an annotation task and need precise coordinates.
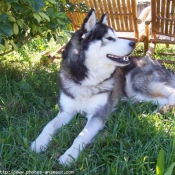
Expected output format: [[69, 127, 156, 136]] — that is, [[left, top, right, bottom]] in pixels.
[[31, 9, 175, 166], [31, 9, 135, 165]]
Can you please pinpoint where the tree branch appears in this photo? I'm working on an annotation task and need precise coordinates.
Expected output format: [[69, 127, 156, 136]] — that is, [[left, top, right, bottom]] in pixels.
[[0, 49, 14, 56]]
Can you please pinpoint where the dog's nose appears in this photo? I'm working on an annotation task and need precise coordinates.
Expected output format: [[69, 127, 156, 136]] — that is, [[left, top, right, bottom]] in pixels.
[[129, 41, 136, 47]]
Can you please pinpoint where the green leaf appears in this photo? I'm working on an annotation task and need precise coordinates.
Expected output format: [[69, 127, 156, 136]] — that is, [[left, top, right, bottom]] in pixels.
[[156, 148, 164, 175], [24, 0, 35, 9], [4, 40, 10, 50], [0, 44, 5, 50], [16, 20, 24, 28], [13, 23, 19, 35], [10, 2, 27, 13], [56, 12, 68, 19], [6, 3, 11, 11], [38, 12, 50, 21], [10, 41, 18, 51], [5, 0, 14, 2], [47, 0, 57, 4], [47, 32, 51, 41], [52, 33, 57, 41], [0, 14, 8, 22], [46, 7, 55, 17], [33, 13, 42, 23], [57, 19, 66, 26], [164, 162, 175, 175], [8, 15, 16, 22], [49, 21, 57, 29], [35, 0, 45, 12], [0, 23, 12, 36]]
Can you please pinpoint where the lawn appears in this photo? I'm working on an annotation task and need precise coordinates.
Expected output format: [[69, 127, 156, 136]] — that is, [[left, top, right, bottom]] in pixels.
[[0, 38, 175, 175]]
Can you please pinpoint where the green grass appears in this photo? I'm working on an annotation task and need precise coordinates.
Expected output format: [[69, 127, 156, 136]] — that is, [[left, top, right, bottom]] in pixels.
[[1, 40, 175, 175]]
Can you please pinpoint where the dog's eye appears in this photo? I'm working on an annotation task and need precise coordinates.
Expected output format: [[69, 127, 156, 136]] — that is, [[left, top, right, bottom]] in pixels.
[[106, 37, 115, 41]]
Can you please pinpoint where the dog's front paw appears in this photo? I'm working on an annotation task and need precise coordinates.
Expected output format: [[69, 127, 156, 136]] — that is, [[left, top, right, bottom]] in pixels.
[[58, 148, 78, 166], [30, 138, 48, 153], [58, 154, 73, 167]]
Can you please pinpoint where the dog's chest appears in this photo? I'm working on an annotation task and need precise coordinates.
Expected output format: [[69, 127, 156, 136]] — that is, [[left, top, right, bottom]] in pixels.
[[60, 90, 109, 116], [60, 77, 115, 115], [62, 75, 115, 98]]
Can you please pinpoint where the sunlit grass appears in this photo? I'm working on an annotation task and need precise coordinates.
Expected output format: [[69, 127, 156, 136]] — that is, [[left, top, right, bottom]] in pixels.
[[0, 40, 175, 174]]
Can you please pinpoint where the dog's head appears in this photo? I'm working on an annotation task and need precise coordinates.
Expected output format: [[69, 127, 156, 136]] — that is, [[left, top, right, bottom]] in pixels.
[[62, 9, 135, 82]]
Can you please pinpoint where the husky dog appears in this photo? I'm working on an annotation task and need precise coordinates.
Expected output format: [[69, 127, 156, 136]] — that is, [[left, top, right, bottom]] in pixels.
[[124, 56, 175, 108], [31, 9, 135, 166], [31, 9, 175, 166]]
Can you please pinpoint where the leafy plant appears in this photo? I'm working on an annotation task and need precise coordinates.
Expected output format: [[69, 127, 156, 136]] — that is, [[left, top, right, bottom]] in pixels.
[[156, 148, 175, 175], [156, 148, 164, 175], [0, 0, 88, 56]]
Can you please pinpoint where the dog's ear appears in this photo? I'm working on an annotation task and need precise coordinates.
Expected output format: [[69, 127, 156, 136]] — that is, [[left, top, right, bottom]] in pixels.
[[82, 9, 97, 33], [99, 14, 107, 25]]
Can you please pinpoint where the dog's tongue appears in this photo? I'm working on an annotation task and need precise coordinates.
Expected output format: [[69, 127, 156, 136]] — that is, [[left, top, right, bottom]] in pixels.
[[107, 54, 129, 64], [107, 54, 121, 59]]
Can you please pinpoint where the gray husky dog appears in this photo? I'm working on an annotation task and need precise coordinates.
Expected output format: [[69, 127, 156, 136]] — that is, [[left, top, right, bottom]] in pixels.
[[124, 56, 175, 108], [31, 9, 175, 166]]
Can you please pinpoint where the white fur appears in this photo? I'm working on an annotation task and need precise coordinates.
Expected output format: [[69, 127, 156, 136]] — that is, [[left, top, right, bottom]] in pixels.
[[31, 11, 135, 166], [125, 73, 175, 107], [31, 92, 108, 166], [87, 29, 133, 61], [101, 15, 108, 25], [84, 10, 97, 31], [62, 73, 115, 97], [58, 116, 104, 165], [83, 29, 133, 87]]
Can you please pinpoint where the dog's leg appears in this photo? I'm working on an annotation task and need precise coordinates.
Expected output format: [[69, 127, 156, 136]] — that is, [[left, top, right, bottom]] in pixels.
[[58, 116, 105, 166], [168, 90, 175, 105], [150, 84, 175, 108], [31, 111, 74, 153]]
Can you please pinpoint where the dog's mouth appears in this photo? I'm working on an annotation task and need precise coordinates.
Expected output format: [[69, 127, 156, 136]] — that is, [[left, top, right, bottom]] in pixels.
[[107, 54, 130, 65]]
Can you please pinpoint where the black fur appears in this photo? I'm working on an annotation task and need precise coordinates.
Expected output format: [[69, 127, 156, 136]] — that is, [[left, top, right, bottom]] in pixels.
[[81, 9, 96, 33], [82, 23, 109, 50], [61, 10, 112, 84], [61, 30, 88, 83], [99, 14, 106, 24]]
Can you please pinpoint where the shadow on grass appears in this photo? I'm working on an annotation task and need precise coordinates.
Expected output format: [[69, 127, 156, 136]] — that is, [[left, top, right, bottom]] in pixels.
[[0, 60, 175, 174]]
